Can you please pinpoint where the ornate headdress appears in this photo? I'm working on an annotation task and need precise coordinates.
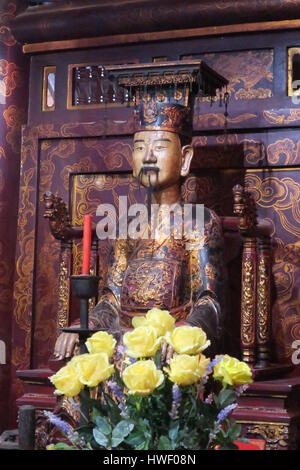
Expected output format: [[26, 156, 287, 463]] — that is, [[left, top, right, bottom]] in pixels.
[[106, 60, 228, 138]]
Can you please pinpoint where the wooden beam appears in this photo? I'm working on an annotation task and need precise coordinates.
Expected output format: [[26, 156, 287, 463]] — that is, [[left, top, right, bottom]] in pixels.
[[23, 19, 300, 54]]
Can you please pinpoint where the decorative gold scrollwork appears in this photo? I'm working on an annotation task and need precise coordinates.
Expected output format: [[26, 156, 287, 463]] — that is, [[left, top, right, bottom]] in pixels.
[[246, 423, 291, 450], [257, 257, 270, 342], [241, 258, 255, 345], [57, 257, 70, 329]]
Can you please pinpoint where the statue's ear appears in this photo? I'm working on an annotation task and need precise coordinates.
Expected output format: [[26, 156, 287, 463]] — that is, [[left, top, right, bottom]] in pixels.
[[180, 145, 194, 177]]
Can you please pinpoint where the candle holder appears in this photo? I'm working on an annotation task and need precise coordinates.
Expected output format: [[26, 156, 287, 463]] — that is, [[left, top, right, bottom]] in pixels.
[[61, 274, 99, 354], [60, 274, 100, 425]]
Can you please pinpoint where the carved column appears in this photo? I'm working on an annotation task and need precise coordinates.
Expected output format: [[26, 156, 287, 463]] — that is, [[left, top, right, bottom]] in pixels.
[[57, 241, 72, 332], [241, 238, 257, 365], [233, 184, 258, 366], [256, 236, 272, 367]]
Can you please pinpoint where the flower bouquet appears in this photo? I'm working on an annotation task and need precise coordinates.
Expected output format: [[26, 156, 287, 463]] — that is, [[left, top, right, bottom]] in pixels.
[[48, 308, 252, 450]]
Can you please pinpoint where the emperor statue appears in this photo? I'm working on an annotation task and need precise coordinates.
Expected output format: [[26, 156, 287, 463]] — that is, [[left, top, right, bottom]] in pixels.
[[54, 61, 227, 359]]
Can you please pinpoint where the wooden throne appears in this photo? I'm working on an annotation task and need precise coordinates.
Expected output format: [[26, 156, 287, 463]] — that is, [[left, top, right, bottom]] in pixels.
[[15, 184, 300, 450]]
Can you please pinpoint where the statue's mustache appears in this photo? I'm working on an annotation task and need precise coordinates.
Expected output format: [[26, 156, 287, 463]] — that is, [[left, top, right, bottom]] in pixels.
[[137, 167, 160, 226], [138, 166, 159, 187]]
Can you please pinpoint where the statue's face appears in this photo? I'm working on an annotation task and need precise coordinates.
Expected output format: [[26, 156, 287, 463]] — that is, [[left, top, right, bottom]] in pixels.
[[132, 130, 194, 189]]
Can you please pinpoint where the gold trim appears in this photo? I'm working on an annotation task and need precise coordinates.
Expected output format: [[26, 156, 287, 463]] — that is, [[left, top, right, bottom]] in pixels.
[[246, 167, 300, 173], [153, 57, 168, 63], [42, 66, 56, 112], [71, 174, 77, 224], [236, 420, 289, 426], [243, 393, 288, 399], [23, 19, 300, 54]]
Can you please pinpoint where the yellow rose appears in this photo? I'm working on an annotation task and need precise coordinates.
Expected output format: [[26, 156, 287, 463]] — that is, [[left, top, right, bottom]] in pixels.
[[85, 331, 116, 358], [50, 363, 84, 397], [123, 326, 162, 358], [165, 354, 210, 386], [132, 308, 175, 337], [213, 355, 253, 386], [122, 360, 164, 396], [165, 325, 210, 355], [74, 353, 114, 387]]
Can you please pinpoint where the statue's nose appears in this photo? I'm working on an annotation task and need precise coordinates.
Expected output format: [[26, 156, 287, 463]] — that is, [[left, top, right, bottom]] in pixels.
[[143, 146, 157, 164]]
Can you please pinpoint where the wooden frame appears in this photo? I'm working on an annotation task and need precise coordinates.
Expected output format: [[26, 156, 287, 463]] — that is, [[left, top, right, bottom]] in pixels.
[[23, 19, 300, 55]]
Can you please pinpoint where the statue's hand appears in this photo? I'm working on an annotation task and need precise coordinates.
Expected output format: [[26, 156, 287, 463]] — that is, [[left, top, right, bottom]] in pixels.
[[54, 330, 79, 360]]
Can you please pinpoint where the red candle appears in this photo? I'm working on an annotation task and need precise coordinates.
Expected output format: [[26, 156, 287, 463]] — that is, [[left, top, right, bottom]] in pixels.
[[82, 214, 93, 275]]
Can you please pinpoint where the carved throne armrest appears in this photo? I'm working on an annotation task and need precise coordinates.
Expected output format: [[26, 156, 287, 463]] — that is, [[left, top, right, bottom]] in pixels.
[[43, 192, 99, 333]]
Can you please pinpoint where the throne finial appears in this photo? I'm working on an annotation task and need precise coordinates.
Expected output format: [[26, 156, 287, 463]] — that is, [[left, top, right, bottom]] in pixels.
[[233, 184, 257, 235]]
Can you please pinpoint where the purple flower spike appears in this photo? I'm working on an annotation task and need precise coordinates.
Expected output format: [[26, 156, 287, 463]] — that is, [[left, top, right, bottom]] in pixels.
[[205, 356, 224, 375], [216, 403, 237, 424], [107, 380, 124, 401], [172, 384, 182, 403], [128, 357, 136, 365], [170, 384, 182, 420], [43, 411, 72, 435]]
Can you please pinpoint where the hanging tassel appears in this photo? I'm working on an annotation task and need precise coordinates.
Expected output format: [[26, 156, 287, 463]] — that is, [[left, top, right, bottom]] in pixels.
[[112, 78, 117, 103], [219, 91, 223, 107], [124, 87, 129, 105]]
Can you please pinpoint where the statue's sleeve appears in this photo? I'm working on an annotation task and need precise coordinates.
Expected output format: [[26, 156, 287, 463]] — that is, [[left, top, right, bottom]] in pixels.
[[89, 239, 129, 331], [186, 209, 225, 353]]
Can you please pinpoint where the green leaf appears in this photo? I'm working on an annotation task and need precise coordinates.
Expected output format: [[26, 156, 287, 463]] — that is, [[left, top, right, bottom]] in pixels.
[[95, 416, 112, 435], [91, 408, 101, 424], [79, 388, 91, 404], [228, 422, 242, 441], [218, 388, 236, 408], [125, 431, 144, 446], [75, 424, 94, 443], [219, 427, 229, 439], [54, 442, 75, 450], [168, 421, 179, 442], [158, 436, 171, 450], [125, 431, 148, 450], [114, 367, 125, 389], [154, 349, 162, 368], [93, 428, 109, 448], [111, 420, 134, 448]]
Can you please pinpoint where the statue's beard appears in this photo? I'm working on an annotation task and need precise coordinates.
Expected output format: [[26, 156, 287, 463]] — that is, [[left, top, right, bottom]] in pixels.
[[137, 166, 159, 187], [137, 166, 159, 224]]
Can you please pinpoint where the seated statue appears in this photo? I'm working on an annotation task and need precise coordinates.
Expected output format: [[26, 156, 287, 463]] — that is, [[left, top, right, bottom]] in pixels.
[[54, 66, 226, 359]]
